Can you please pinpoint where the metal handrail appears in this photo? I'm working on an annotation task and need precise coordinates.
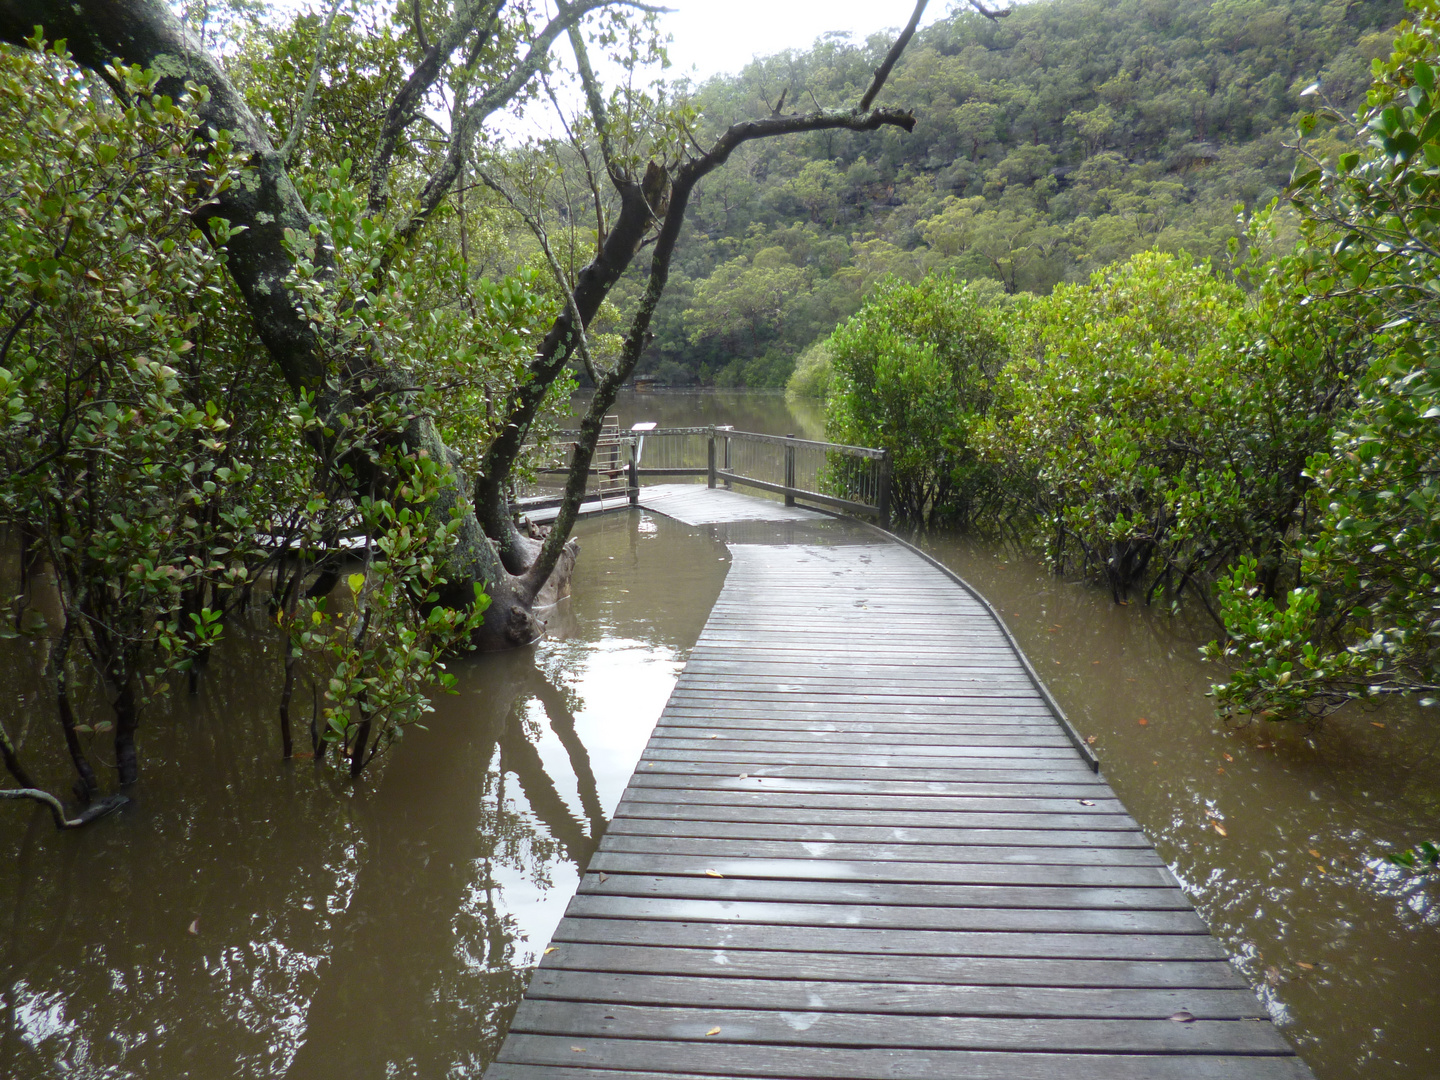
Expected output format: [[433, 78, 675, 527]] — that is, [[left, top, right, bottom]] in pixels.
[[523, 424, 893, 528]]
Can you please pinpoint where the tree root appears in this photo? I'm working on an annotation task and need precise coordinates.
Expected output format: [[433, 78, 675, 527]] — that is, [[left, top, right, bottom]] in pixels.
[[0, 787, 129, 829]]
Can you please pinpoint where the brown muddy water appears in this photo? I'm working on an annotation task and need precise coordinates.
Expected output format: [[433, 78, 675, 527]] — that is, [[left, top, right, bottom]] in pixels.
[[0, 390, 1436, 1079]]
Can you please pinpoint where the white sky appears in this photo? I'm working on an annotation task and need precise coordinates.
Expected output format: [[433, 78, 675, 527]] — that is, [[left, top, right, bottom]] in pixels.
[[654, 0, 954, 83]]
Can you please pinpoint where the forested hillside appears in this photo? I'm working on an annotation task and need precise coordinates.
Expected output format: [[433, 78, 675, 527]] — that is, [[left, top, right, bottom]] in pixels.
[[630, 0, 1406, 386]]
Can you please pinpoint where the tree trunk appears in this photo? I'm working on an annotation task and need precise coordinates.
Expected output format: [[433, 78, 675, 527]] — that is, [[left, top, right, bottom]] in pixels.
[[0, 0, 573, 649]]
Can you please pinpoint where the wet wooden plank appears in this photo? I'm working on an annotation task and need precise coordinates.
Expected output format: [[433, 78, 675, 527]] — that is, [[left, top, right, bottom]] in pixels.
[[576, 873, 1193, 912], [598, 836, 1162, 867], [535, 941, 1248, 988], [605, 818, 1162, 849], [563, 895, 1210, 933], [549, 917, 1231, 960], [486, 493, 1311, 1079], [633, 760, 1103, 783], [523, 969, 1270, 1018], [491, 1038, 1313, 1079], [586, 854, 1174, 888]]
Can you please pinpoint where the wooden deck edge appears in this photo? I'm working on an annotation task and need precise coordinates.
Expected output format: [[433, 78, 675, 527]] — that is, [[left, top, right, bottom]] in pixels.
[[794, 503, 1101, 774]]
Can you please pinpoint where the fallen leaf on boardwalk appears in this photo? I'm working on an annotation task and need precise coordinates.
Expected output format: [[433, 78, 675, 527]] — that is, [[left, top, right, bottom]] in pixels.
[[1078, 799, 1096, 806], [737, 774, 747, 780], [706, 734, 720, 739], [1168, 1011, 1196, 1023], [544, 947, 558, 955], [1296, 962, 1315, 971], [1137, 717, 1148, 726], [705, 870, 724, 878], [597, 872, 608, 883], [571, 1046, 586, 1053], [188, 919, 199, 935], [1086, 735, 1097, 745], [1213, 823, 1228, 836], [1309, 849, 1322, 858], [705, 1027, 722, 1036]]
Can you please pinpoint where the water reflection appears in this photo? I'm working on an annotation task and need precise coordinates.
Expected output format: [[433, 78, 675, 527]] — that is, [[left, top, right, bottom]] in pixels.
[[0, 510, 728, 1079], [919, 531, 1440, 1080]]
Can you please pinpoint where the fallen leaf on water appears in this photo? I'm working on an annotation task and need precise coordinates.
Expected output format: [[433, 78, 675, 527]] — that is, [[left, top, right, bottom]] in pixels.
[[1265, 966, 1282, 986], [705, 870, 724, 878], [1085, 735, 1098, 745], [188, 919, 199, 935], [1371, 722, 1386, 728], [1317, 865, 1326, 874], [1309, 849, 1322, 858], [705, 1027, 722, 1036], [1137, 717, 1148, 726], [1216, 767, 1226, 774], [1078, 799, 1096, 806], [292, 751, 314, 760], [1223, 753, 1234, 762], [544, 947, 558, 955], [1169, 1011, 1196, 1023], [1213, 823, 1228, 836], [1092, 660, 1102, 665], [1296, 961, 1315, 971]]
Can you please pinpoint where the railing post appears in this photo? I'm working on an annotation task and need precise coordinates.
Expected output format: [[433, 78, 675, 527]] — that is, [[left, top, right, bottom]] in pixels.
[[707, 428, 717, 489], [628, 439, 639, 506], [784, 433, 796, 507], [723, 433, 732, 490], [878, 448, 893, 530]]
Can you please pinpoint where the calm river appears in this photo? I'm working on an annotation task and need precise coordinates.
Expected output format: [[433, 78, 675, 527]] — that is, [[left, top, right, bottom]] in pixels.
[[0, 389, 1435, 1079]]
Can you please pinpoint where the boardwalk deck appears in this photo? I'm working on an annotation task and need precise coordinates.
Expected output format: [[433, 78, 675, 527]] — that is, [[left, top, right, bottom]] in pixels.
[[486, 487, 1314, 1079]]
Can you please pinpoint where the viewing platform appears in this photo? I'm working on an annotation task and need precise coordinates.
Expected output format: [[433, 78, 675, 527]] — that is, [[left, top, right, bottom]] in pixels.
[[486, 484, 1314, 1079]]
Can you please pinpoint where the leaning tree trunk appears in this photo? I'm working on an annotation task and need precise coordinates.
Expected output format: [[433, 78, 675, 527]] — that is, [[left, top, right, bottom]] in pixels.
[[0, 0, 571, 650]]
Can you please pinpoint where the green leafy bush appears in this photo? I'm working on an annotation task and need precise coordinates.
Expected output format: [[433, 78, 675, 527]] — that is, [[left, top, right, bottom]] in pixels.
[[824, 275, 1007, 526], [1206, 0, 1440, 718]]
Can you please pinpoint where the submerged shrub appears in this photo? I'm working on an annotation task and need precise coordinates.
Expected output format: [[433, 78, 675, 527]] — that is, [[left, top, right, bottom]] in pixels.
[[825, 275, 1006, 527]]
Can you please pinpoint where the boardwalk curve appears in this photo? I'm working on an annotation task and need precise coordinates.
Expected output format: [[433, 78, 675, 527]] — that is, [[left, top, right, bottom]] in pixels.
[[486, 485, 1314, 1080]]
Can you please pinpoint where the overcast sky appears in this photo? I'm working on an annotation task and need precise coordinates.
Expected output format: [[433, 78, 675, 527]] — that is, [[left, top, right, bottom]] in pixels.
[[655, 0, 953, 83]]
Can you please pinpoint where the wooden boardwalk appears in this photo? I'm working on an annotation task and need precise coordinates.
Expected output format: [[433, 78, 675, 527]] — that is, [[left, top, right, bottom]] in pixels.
[[486, 487, 1314, 1079]]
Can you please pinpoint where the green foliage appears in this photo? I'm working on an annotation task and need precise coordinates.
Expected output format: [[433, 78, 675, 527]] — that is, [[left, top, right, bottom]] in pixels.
[[1206, 0, 1440, 718], [0, 41, 281, 774], [638, 0, 1407, 386], [0, 39, 512, 789], [981, 254, 1249, 596], [825, 275, 1006, 525], [784, 339, 834, 401], [1387, 840, 1440, 875]]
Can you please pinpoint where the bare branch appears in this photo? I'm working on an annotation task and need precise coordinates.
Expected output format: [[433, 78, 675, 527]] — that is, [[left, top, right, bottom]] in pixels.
[[394, 0, 619, 247], [278, 0, 344, 165], [566, 16, 619, 178], [410, 0, 429, 52], [962, 0, 1012, 20], [859, 0, 928, 111], [476, 169, 601, 384], [368, 0, 503, 215], [0, 788, 129, 829]]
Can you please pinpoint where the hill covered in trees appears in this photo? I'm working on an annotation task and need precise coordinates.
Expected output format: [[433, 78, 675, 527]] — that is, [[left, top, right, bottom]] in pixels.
[[627, 0, 1406, 386]]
